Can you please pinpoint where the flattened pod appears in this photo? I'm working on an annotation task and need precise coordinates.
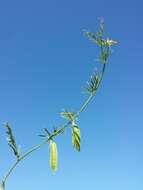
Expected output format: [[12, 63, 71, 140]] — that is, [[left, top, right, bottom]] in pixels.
[[72, 125, 80, 152], [49, 140, 58, 172], [0, 185, 4, 190]]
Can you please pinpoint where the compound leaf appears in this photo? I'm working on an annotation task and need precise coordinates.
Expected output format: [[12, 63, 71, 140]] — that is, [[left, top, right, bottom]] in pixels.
[[4, 123, 20, 160]]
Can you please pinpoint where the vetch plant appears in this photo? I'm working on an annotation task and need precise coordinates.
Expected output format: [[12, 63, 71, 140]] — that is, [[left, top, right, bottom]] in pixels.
[[0, 20, 117, 190]]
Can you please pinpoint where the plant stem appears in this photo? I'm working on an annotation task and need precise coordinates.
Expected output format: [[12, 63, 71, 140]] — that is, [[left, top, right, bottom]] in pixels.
[[2, 139, 48, 184], [2, 63, 106, 188], [76, 94, 94, 117]]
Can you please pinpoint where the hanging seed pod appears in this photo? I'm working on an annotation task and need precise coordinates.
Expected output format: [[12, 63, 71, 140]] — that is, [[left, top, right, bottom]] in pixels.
[[0, 184, 4, 190], [49, 140, 58, 172], [72, 122, 80, 152]]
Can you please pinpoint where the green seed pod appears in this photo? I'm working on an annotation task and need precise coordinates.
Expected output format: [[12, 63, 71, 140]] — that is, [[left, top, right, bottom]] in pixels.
[[0, 185, 4, 190], [72, 123, 80, 152], [49, 140, 58, 172]]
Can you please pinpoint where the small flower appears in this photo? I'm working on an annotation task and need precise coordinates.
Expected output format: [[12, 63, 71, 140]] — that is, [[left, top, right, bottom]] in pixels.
[[105, 38, 118, 46]]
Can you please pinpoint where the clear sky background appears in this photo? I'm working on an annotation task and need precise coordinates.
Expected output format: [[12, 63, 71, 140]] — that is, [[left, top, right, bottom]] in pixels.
[[0, 0, 142, 190]]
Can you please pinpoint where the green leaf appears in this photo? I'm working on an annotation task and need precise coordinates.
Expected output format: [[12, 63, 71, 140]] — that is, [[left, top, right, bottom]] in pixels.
[[44, 128, 51, 136], [39, 128, 51, 139], [72, 123, 80, 152], [4, 123, 20, 160], [86, 73, 99, 94], [97, 19, 104, 40], [60, 110, 76, 122], [49, 140, 58, 172], [84, 31, 98, 44], [99, 48, 111, 63], [85, 19, 104, 47]]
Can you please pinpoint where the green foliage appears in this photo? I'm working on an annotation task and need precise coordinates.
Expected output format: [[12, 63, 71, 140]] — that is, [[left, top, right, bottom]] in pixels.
[[4, 123, 20, 160], [85, 19, 104, 47], [0, 19, 117, 190], [60, 110, 76, 122], [39, 128, 51, 138], [98, 47, 111, 63], [85, 19, 117, 64], [86, 73, 99, 94]]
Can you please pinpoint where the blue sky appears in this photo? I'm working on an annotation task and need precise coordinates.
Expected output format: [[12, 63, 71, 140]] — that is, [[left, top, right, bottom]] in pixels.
[[0, 0, 143, 190]]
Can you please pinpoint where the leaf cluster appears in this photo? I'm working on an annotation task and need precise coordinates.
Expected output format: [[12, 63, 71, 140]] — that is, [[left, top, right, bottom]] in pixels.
[[60, 110, 76, 122], [4, 123, 20, 160], [85, 20, 117, 64], [86, 73, 99, 94]]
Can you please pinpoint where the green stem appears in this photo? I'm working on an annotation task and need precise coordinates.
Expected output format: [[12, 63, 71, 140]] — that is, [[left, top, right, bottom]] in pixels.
[[2, 63, 106, 189], [2, 120, 71, 186], [2, 161, 19, 185], [2, 139, 48, 185], [76, 94, 94, 117]]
